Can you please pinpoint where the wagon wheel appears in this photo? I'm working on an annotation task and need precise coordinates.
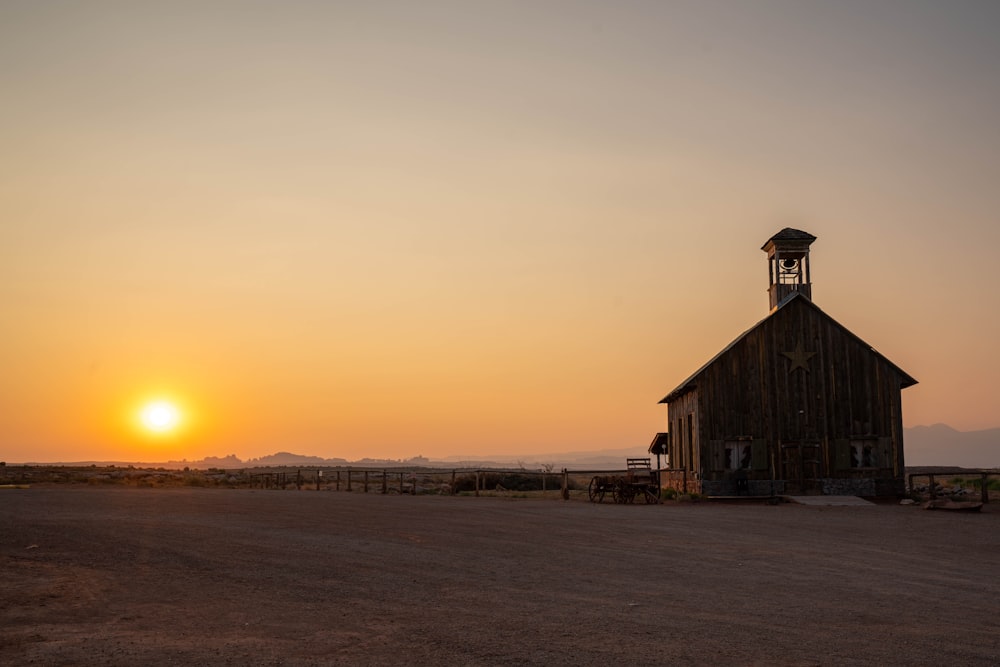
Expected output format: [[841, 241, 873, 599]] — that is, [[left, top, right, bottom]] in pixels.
[[612, 479, 625, 504], [613, 479, 634, 504], [643, 484, 660, 504], [624, 483, 637, 504], [588, 476, 605, 503]]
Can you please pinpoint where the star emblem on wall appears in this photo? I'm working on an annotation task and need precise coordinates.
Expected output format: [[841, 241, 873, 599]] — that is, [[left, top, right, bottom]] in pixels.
[[782, 339, 817, 373]]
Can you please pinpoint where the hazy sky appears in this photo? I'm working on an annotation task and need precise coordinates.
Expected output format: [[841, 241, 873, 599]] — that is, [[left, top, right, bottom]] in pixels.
[[2, 1, 999, 462]]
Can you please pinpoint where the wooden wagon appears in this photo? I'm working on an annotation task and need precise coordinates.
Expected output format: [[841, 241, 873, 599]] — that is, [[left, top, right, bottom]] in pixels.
[[588, 458, 660, 504]]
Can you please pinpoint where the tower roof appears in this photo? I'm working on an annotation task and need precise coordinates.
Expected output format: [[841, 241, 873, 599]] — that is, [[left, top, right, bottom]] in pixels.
[[761, 227, 816, 250]]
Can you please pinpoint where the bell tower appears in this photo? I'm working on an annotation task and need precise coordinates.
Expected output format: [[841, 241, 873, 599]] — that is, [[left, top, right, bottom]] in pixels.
[[762, 228, 816, 311]]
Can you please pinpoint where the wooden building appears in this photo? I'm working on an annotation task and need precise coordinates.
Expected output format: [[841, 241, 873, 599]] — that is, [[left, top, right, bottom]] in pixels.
[[653, 228, 917, 497]]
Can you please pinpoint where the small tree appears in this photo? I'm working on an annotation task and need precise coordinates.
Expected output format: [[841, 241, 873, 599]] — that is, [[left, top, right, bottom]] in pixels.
[[540, 462, 555, 492]]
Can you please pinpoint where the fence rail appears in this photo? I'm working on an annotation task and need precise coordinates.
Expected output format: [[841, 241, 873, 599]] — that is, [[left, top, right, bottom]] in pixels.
[[244, 466, 626, 498], [0, 464, 637, 496], [907, 470, 997, 504]]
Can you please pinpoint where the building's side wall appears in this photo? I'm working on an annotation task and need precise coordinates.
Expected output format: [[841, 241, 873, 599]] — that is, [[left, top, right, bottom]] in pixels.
[[659, 469, 701, 495], [666, 391, 699, 475]]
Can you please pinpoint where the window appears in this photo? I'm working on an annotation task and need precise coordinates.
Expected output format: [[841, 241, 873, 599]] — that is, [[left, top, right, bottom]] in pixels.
[[724, 441, 752, 470], [687, 414, 694, 470], [675, 419, 683, 468], [849, 440, 878, 468]]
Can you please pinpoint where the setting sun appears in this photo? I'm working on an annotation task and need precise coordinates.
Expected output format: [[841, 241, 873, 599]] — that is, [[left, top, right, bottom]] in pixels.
[[140, 400, 182, 435]]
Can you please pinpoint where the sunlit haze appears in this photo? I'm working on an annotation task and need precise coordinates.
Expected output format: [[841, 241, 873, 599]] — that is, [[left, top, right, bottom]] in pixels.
[[2, 1, 999, 463]]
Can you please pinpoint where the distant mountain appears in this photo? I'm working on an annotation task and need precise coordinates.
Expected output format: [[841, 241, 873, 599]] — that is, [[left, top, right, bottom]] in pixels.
[[246, 452, 348, 466], [200, 455, 242, 467], [160, 447, 652, 470], [905, 424, 1000, 468], [437, 447, 655, 470], [21, 431, 992, 471]]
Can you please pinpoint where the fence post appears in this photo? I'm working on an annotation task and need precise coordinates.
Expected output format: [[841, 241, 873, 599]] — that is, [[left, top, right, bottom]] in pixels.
[[347, 469, 353, 492], [451, 470, 456, 495], [475, 471, 480, 497], [296, 470, 302, 490], [928, 474, 936, 500], [398, 472, 403, 494], [335, 470, 341, 491], [364, 470, 369, 493], [382, 470, 387, 494], [316, 470, 321, 491], [561, 469, 569, 501]]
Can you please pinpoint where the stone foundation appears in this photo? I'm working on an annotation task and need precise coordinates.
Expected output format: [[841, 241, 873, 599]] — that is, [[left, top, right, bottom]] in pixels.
[[659, 470, 701, 495], [819, 478, 875, 496], [701, 480, 785, 496], [697, 478, 905, 498]]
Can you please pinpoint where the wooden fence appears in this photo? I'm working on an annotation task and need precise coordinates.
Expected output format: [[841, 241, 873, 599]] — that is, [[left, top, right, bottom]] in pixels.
[[246, 467, 647, 499], [907, 470, 997, 504]]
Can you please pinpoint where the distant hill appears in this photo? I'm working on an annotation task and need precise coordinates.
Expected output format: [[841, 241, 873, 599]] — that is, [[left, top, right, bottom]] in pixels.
[[905, 424, 1000, 468], [437, 447, 654, 470], [12, 446, 654, 471], [15, 429, 994, 470], [246, 452, 348, 466]]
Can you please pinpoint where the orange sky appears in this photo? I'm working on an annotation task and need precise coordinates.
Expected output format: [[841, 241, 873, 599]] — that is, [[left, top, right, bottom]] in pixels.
[[2, 1, 999, 463]]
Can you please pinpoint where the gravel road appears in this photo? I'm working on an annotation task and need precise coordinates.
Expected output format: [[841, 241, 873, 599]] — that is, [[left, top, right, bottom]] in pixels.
[[2, 487, 999, 665]]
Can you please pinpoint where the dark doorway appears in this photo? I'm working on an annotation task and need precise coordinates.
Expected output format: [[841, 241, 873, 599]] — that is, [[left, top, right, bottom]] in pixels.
[[781, 442, 822, 494]]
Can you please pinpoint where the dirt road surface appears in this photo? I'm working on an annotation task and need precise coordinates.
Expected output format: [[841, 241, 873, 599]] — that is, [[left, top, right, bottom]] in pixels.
[[2, 487, 999, 665]]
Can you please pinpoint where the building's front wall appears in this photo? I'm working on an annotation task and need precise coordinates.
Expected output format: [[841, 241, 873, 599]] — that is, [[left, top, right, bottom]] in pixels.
[[666, 298, 909, 497]]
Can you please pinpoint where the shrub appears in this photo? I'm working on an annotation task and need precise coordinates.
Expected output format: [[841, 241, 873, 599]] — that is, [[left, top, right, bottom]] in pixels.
[[451, 472, 578, 493], [182, 474, 208, 487]]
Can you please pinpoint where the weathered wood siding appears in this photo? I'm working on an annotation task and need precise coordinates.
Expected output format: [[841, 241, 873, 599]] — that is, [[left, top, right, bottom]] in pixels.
[[666, 296, 911, 494], [668, 391, 699, 473]]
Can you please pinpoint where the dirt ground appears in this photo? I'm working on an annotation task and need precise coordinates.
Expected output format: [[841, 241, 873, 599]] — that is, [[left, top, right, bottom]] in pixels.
[[2, 487, 999, 666]]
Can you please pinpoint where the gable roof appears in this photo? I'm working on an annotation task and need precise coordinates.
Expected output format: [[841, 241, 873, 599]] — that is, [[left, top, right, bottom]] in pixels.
[[761, 227, 817, 249], [648, 432, 670, 455], [659, 292, 917, 404]]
